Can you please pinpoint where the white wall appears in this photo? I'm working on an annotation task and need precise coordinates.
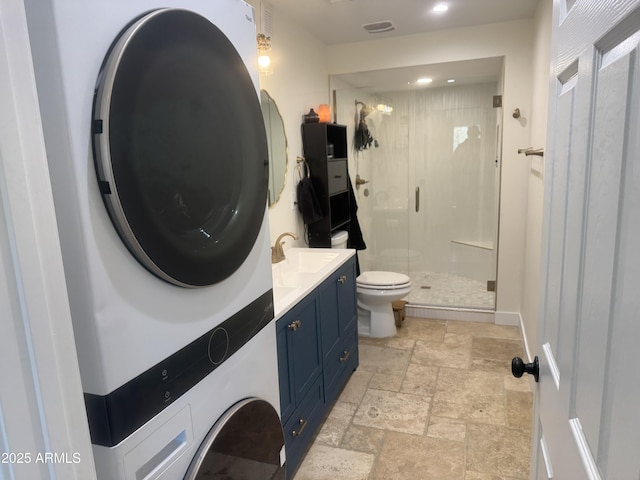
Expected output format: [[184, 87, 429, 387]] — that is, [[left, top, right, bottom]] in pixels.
[[520, 0, 553, 357], [246, 0, 331, 247], [250, 3, 552, 323]]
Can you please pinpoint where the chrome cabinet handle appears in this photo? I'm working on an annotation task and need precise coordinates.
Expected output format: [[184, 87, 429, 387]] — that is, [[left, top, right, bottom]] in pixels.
[[415, 186, 420, 212], [288, 320, 301, 331], [292, 418, 308, 437], [340, 350, 351, 362], [337, 275, 347, 284]]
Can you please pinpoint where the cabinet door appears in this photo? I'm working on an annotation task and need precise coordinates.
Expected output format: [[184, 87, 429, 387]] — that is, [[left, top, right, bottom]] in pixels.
[[276, 318, 295, 422], [318, 278, 341, 362], [277, 295, 322, 422], [319, 258, 357, 359], [337, 258, 357, 333], [319, 258, 359, 402], [288, 296, 322, 406]]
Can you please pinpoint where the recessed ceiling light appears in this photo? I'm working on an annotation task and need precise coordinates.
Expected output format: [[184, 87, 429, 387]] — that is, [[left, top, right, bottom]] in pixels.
[[433, 3, 448, 13], [416, 78, 433, 84], [447, 79, 455, 83]]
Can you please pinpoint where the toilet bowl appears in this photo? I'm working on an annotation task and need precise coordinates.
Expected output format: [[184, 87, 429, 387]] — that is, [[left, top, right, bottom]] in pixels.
[[356, 271, 411, 337]]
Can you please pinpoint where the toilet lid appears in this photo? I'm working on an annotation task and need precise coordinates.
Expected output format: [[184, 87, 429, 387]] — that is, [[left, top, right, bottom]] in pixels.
[[357, 271, 411, 288]]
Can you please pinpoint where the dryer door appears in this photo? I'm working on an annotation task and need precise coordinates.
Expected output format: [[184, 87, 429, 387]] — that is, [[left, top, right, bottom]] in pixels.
[[185, 398, 285, 479], [93, 8, 268, 287]]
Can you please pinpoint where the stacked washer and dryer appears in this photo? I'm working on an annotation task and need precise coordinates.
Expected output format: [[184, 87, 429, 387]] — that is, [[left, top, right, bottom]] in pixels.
[[24, 1, 284, 478]]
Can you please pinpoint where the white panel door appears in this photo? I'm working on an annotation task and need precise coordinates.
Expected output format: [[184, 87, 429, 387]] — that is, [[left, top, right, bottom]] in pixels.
[[534, 0, 640, 478]]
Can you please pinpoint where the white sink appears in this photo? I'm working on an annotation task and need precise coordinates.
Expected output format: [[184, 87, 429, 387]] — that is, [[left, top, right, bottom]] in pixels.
[[272, 271, 313, 288], [277, 250, 340, 274], [271, 248, 354, 319]]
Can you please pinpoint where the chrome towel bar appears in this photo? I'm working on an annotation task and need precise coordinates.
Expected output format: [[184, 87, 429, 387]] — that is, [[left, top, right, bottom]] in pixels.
[[518, 147, 544, 157]]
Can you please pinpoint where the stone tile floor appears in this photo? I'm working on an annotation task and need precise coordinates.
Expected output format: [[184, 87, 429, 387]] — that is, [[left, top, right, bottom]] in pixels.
[[292, 317, 533, 480]]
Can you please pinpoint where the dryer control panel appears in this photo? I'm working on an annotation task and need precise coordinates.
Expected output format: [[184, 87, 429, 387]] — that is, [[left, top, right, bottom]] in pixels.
[[84, 290, 274, 447]]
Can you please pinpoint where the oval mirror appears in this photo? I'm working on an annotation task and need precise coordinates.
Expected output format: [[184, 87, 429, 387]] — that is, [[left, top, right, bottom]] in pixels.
[[260, 90, 288, 206]]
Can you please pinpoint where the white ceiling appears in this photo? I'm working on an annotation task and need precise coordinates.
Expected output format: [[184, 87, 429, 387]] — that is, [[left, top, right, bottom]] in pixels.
[[263, 0, 540, 46], [330, 56, 505, 93]]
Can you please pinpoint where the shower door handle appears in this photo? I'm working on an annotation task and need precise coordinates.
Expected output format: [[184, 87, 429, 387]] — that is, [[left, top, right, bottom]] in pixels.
[[415, 187, 420, 212]]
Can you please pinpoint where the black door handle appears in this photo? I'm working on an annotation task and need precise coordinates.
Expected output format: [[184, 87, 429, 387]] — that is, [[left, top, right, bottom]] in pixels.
[[511, 356, 539, 383]]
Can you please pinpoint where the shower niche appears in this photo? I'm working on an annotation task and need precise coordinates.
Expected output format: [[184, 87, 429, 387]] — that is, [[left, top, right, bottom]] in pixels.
[[302, 123, 351, 247]]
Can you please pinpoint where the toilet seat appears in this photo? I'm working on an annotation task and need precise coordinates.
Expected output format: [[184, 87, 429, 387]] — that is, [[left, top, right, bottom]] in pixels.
[[357, 271, 411, 290]]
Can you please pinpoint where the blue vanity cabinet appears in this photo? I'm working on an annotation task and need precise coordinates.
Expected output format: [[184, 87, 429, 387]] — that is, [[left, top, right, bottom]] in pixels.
[[276, 293, 324, 479], [276, 254, 359, 479], [318, 256, 359, 405]]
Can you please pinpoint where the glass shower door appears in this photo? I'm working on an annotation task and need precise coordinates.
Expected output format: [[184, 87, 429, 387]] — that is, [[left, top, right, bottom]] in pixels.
[[364, 96, 412, 277], [407, 83, 500, 309]]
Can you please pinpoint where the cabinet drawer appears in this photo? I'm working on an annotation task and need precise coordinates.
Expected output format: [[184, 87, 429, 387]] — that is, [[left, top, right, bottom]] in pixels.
[[327, 160, 347, 194], [283, 376, 325, 477], [323, 324, 358, 405]]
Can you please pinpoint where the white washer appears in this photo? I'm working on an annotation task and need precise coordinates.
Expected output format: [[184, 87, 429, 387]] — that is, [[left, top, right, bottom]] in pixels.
[[24, 1, 283, 478]]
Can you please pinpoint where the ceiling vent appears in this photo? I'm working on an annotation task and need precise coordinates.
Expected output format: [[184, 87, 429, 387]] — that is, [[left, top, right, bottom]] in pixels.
[[362, 20, 395, 34]]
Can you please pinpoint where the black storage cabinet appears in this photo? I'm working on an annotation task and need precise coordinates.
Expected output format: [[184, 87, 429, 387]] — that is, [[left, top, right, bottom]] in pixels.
[[301, 123, 351, 247]]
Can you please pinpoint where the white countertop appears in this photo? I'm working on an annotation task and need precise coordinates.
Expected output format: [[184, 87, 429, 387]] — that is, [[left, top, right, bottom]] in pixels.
[[271, 247, 356, 320]]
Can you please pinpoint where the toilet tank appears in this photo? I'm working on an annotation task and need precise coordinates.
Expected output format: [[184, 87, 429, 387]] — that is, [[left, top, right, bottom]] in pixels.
[[330, 230, 349, 249]]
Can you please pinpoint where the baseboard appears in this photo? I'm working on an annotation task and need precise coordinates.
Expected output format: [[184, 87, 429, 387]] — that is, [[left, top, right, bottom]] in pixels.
[[494, 311, 520, 326], [406, 304, 495, 323], [519, 315, 534, 363], [405, 307, 532, 362], [493, 310, 533, 363]]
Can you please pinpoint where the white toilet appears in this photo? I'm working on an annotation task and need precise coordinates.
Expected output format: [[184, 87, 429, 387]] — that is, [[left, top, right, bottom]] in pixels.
[[330, 231, 411, 338], [356, 271, 411, 337]]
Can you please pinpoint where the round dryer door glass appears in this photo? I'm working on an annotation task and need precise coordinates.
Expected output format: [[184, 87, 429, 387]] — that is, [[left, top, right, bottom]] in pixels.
[[92, 8, 268, 287], [185, 398, 285, 479]]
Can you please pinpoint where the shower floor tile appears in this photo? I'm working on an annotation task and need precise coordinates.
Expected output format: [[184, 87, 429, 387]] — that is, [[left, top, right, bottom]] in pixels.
[[406, 271, 495, 309]]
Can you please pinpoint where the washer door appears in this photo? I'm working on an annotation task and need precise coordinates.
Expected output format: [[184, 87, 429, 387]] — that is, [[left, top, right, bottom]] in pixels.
[[93, 9, 268, 287], [185, 398, 285, 479]]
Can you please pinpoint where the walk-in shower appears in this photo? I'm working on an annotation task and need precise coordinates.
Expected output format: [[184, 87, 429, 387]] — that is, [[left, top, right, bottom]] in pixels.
[[332, 58, 503, 311]]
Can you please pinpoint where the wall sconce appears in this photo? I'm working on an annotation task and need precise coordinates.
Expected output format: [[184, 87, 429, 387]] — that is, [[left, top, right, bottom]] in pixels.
[[257, 33, 272, 75]]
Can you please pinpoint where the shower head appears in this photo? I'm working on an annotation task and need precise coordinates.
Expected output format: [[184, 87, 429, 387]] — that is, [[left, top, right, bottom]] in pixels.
[[355, 100, 374, 118]]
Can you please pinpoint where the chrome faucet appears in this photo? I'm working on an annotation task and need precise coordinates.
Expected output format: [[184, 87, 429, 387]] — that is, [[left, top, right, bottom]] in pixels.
[[271, 232, 298, 264]]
